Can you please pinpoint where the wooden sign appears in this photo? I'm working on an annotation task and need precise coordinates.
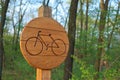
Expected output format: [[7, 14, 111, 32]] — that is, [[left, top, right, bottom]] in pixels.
[[20, 17, 69, 69]]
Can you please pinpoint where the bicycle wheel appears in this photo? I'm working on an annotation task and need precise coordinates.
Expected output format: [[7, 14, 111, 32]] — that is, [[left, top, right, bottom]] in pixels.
[[25, 37, 43, 56], [51, 39, 66, 56]]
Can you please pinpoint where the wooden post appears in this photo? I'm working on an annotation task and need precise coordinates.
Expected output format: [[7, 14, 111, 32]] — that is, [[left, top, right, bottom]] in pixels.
[[37, 5, 52, 80], [38, 6, 52, 17], [20, 5, 69, 80], [36, 69, 51, 80]]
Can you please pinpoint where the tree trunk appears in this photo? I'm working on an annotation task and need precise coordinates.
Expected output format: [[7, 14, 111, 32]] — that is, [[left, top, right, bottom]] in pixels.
[[43, 0, 50, 6], [14, 0, 27, 50], [85, 0, 89, 54], [107, 3, 120, 49], [11, 0, 17, 45], [63, 0, 78, 80], [85, 0, 89, 31], [92, 11, 99, 38], [0, 0, 10, 79], [80, 0, 84, 32], [79, 0, 84, 55], [95, 0, 109, 79]]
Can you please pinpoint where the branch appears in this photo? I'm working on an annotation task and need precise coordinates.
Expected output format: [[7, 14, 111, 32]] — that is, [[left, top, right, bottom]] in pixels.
[[43, 0, 46, 6], [46, 0, 50, 6]]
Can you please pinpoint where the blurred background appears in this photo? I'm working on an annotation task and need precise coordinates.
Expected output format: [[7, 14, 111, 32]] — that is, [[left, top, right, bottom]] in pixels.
[[0, 0, 120, 80]]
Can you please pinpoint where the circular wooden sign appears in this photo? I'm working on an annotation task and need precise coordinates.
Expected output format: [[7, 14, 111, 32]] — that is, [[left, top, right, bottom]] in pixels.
[[20, 17, 69, 69]]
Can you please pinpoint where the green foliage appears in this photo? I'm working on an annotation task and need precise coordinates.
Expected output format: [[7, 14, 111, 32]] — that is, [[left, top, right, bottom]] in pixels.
[[2, 35, 36, 80], [71, 54, 120, 80], [52, 64, 64, 80], [103, 69, 120, 80], [2, 32, 65, 80], [1, 1, 120, 80], [71, 56, 96, 80], [73, 19, 120, 79]]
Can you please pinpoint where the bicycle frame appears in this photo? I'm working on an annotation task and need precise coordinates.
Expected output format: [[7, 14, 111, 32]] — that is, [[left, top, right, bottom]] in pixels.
[[35, 31, 59, 50], [25, 30, 66, 56]]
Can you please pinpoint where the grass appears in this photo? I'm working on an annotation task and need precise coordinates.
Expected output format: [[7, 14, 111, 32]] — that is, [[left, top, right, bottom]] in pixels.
[[2, 57, 36, 80]]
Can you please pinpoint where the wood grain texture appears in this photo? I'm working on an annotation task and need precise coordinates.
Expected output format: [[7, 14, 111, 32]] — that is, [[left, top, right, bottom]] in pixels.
[[20, 17, 69, 69], [36, 69, 51, 80], [38, 6, 52, 17]]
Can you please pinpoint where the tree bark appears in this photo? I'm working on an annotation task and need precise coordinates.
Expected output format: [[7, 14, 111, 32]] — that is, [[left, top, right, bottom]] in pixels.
[[0, 0, 10, 79], [46, 0, 50, 6], [85, 0, 89, 31], [42, 0, 50, 6], [95, 0, 109, 79], [63, 0, 78, 80], [11, 0, 17, 45], [107, 3, 120, 49], [80, 0, 84, 32], [92, 11, 99, 38], [85, 0, 89, 54], [14, 0, 27, 50]]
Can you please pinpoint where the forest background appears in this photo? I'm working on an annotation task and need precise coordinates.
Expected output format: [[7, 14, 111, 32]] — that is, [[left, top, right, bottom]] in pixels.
[[0, 0, 120, 80]]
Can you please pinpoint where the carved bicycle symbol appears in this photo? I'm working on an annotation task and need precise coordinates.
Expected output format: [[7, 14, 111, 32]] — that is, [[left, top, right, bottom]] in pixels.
[[25, 31, 66, 56]]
